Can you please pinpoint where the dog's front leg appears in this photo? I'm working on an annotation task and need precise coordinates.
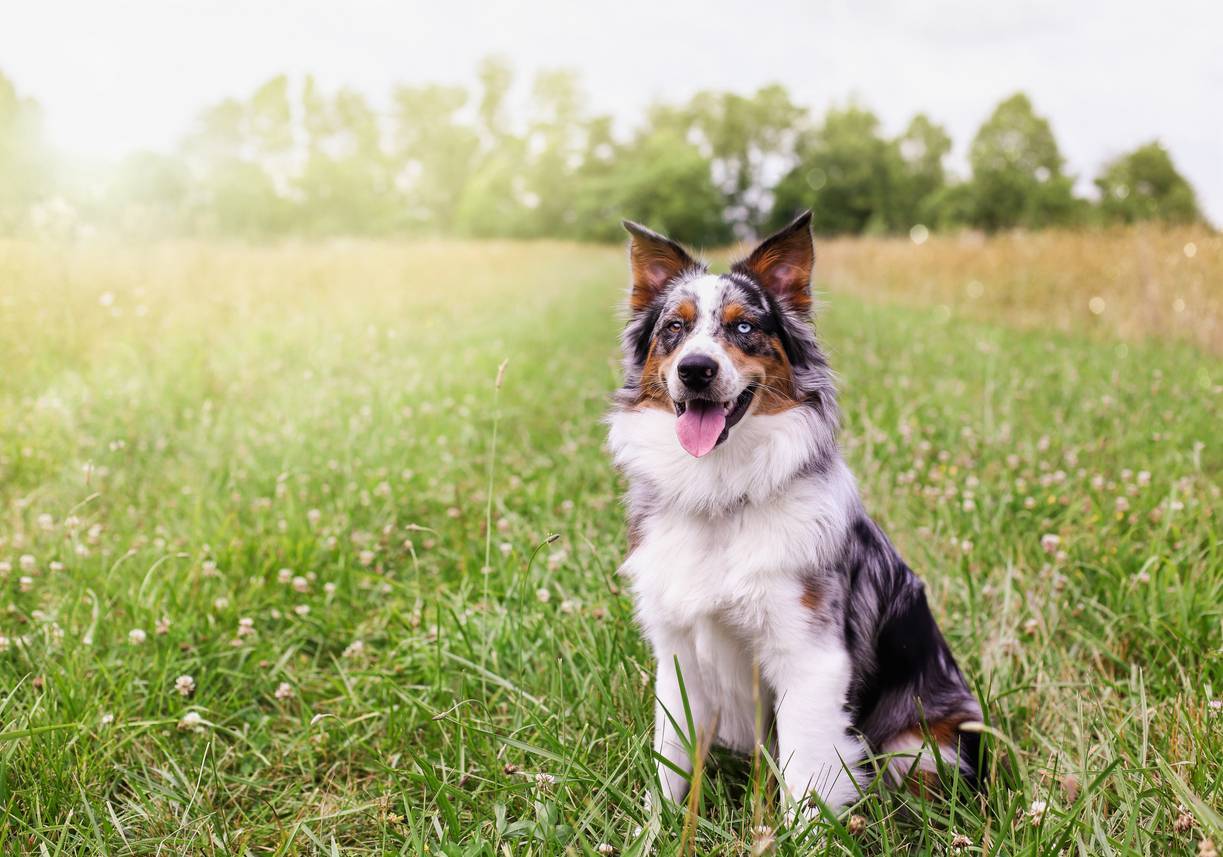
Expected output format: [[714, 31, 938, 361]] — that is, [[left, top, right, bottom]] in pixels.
[[770, 644, 864, 814], [651, 637, 713, 805]]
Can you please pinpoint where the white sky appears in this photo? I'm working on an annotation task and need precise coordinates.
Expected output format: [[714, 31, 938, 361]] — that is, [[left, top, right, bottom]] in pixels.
[[3, 0, 1221, 222]]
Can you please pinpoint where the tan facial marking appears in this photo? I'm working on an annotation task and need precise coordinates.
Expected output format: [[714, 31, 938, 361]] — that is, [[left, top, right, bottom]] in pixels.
[[636, 340, 680, 410], [722, 335, 799, 415], [721, 302, 748, 325]]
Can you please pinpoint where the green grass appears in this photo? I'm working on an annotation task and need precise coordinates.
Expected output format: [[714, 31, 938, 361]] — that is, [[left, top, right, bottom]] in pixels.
[[0, 238, 1219, 855]]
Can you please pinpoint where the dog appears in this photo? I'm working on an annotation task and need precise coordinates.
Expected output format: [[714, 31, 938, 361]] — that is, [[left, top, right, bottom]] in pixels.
[[607, 211, 983, 813]]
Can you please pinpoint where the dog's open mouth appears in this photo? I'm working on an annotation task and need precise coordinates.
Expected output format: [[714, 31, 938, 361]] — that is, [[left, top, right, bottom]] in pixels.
[[673, 386, 754, 457]]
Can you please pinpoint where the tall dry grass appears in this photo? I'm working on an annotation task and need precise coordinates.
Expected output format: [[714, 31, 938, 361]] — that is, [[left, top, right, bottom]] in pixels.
[[811, 225, 1222, 355]]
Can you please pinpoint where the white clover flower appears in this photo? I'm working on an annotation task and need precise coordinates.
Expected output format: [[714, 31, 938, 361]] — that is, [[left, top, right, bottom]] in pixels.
[[156, 616, 171, 635], [535, 587, 551, 604], [128, 628, 147, 645], [358, 550, 375, 567], [177, 710, 205, 732], [1040, 534, 1060, 554], [306, 509, 322, 527], [277, 568, 293, 584], [292, 575, 309, 593], [293, 604, 310, 617], [175, 674, 196, 696], [237, 617, 256, 637], [99, 712, 115, 727], [19, 555, 36, 573], [274, 681, 294, 700], [342, 639, 365, 659], [1028, 799, 1048, 824], [751, 824, 775, 855]]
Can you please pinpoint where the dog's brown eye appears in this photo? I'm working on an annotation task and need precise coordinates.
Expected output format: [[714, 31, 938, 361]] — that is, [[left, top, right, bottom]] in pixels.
[[667, 320, 683, 332]]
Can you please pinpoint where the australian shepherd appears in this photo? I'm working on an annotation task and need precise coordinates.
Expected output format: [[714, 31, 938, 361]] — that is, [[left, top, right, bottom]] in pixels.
[[607, 212, 984, 813]]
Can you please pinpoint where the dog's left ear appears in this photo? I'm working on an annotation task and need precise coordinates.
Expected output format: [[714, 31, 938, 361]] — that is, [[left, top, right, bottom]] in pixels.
[[732, 211, 814, 314]]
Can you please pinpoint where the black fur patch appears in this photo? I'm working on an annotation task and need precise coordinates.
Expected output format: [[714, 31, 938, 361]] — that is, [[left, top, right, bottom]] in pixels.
[[835, 516, 985, 785]]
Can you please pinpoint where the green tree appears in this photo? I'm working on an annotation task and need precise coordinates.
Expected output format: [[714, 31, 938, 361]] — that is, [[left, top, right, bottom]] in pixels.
[[0, 70, 53, 230], [654, 86, 805, 235], [105, 151, 191, 235], [298, 81, 402, 235], [570, 130, 732, 246], [451, 61, 533, 238], [1094, 141, 1200, 225], [893, 113, 952, 230], [182, 77, 296, 236], [921, 181, 977, 230], [391, 84, 479, 232], [452, 142, 534, 238], [769, 105, 899, 235], [475, 56, 514, 144], [522, 68, 586, 236], [967, 93, 1079, 231]]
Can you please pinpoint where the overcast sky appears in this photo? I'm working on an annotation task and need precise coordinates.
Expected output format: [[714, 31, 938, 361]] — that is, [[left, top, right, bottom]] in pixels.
[[4, 0, 1220, 222]]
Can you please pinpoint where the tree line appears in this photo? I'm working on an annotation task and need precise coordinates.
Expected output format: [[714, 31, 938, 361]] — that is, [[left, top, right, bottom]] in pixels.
[[0, 59, 1206, 244]]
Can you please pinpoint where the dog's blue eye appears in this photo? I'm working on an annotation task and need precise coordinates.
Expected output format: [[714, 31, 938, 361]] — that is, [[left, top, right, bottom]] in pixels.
[[736, 322, 754, 335]]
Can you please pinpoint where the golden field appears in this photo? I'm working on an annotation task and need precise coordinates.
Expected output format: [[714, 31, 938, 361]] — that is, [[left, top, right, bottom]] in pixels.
[[812, 225, 1221, 355]]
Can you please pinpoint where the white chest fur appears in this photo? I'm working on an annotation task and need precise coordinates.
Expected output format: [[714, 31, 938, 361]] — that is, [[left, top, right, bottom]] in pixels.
[[611, 404, 859, 652], [623, 474, 849, 634]]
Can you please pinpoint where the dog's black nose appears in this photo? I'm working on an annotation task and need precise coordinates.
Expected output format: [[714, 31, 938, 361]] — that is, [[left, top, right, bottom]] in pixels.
[[677, 355, 719, 390]]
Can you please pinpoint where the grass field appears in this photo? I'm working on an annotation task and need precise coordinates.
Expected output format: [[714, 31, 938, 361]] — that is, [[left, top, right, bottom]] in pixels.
[[0, 230, 1219, 855]]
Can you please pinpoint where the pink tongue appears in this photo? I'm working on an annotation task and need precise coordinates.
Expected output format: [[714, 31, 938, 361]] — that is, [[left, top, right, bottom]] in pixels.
[[676, 400, 726, 457]]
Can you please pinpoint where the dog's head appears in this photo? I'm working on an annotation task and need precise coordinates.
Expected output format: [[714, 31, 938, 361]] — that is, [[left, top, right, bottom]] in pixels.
[[618, 212, 826, 457]]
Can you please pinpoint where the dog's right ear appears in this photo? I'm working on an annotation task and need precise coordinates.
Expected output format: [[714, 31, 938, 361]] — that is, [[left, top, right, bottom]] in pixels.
[[622, 221, 698, 312]]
